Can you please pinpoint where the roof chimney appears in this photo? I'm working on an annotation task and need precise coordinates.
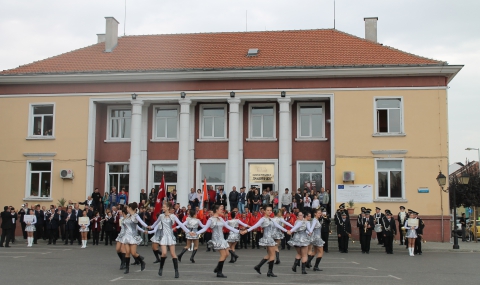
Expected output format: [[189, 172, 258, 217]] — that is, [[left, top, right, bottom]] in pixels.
[[364, 17, 378, 43], [104, 17, 119, 52], [97, 34, 105, 43]]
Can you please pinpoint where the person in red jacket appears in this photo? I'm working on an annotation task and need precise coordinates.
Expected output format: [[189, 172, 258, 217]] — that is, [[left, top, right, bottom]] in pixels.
[[238, 213, 250, 249], [90, 211, 102, 245], [281, 211, 296, 250], [203, 211, 215, 252]]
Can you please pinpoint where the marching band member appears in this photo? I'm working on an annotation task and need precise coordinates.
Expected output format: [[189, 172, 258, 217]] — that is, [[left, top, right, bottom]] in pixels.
[[148, 211, 163, 265], [319, 207, 330, 252], [226, 211, 250, 263], [336, 212, 351, 254], [118, 202, 148, 274], [373, 207, 385, 245], [79, 211, 89, 248], [245, 205, 288, 277], [195, 205, 240, 278], [90, 211, 102, 246], [25, 210, 37, 247], [272, 208, 293, 264], [360, 209, 374, 254], [397, 206, 407, 245], [288, 211, 311, 274], [414, 212, 425, 255], [405, 209, 413, 248], [307, 209, 325, 271], [148, 202, 191, 278], [357, 207, 366, 249], [404, 211, 419, 256], [381, 210, 397, 254], [177, 209, 206, 263]]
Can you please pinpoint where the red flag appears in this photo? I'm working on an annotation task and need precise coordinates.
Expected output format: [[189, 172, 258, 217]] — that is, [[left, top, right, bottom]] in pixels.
[[153, 174, 166, 222], [201, 177, 207, 210]]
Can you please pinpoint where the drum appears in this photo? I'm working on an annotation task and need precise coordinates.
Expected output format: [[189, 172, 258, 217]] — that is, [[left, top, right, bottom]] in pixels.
[[374, 224, 383, 232]]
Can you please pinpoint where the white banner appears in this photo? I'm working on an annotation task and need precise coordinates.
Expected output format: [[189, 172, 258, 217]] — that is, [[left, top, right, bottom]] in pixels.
[[336, 184, 373, 203]]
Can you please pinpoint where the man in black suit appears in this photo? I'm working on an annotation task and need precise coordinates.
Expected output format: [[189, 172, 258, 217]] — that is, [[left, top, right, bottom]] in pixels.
[[337, 212, 351, 253], [216, 189, 227, 208], [18, 203, 29, 239], [46, 206, 60, 245], [0, 206, 14, 247], [57, 206, 67, 241], [320, 207, 331, 252], [228, 186, 239, 211], [381, 210, 397, 254], [294, 189, 303, 212], [414, 212, 425, 255], [359, 209, 374, 254], [73, 204, 83, 245], [33, 205, 44, 245], [64, 208, 77, 245], [91, 188, 102, 212]]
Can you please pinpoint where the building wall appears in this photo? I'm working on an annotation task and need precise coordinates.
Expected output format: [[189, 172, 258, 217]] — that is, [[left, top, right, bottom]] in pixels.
[[0, 96, 90, 208]]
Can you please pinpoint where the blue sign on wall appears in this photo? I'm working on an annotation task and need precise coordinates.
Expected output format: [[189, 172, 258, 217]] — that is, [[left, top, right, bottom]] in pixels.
[[418, 188, 429, 193]]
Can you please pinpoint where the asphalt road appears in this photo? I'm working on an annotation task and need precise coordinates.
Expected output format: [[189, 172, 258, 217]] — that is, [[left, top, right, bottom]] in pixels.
[[0, 240, 477, 285]]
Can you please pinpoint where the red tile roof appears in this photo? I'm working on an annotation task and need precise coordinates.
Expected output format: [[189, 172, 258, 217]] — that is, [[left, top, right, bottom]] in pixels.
[[1, 29, 443, 75]]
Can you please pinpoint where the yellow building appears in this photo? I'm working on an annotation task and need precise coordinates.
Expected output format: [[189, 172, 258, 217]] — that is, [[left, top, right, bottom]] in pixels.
[[0, 17, 461, 241]]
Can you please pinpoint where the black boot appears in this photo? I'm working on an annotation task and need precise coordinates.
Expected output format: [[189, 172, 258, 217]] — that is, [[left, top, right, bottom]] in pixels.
[[212, 248, 216, 252], [228, 254, 235, 263], [254, 258, 268, 274], [292, 258, 300, 272], [131, 256, 140, 265], [216, 261, 227, 278], [190, 249, 197, 263], [124, 257, 130, 274], [275, 251, 280, 264], [117, 252, 125, 270], [206, 245, 211, 252], [153, 250, 161, 263], [267, 260, 277, 277], [301, 262, 307, 274], [158, 257, 166, 276], [177, 248, 188, 262], [173, 258, 179, 278], [306, 255, 314, 268], [313, 257, 323, 271], [228, 249, 239, 262], [137, 255, 145, 271]]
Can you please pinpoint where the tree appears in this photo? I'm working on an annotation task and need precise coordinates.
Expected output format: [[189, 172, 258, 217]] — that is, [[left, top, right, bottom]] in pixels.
[[449, 169, 480, 208]]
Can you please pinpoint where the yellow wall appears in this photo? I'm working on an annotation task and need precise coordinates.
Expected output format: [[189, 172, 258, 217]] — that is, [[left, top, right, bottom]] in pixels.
[[0, 96, 90, 208], [334, 89, 449, 215]]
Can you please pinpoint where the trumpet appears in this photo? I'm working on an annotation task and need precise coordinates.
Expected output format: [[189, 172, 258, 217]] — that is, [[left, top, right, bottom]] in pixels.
[[419, 234, 426, 243], [364, 221, 368, 233]]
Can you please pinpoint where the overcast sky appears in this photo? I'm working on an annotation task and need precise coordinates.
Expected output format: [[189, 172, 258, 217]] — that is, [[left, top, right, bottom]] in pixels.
[[1, 0, 479, 166]]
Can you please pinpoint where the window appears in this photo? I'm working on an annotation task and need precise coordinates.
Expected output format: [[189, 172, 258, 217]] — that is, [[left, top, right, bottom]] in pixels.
[[109, 108, 131, 139], [200, 163, 226, 190], [297, 162, 324, 191], [154, 106, 178, 140], [108, 164, 129, 192], [375, 98, 402, 134], [376, 160, 403, 198], [27, 162, 52, 198], [30, 104, 54, 137], [297, 103, 325, 139], [153, 164, 177, 192], [249, 104, 275, 139], [201, 105, 226, 139]]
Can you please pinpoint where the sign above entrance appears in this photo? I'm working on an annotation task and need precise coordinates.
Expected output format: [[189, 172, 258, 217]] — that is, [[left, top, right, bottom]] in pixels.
[[336, 184, 373, 203], [249, 164, 274, 183]]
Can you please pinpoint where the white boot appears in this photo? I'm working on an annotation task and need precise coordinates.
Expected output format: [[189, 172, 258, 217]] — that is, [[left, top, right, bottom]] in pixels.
[[81, 240, 85, 248], [409, 247, 414, 256], [28, 237, 32, 247], [27, 237, 30, 247], [84, 240, 87, 248]]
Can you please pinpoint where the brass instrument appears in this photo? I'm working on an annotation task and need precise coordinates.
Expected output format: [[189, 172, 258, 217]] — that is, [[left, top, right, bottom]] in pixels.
[[364, 221, 368, 233], [401, 226, 407, 237], [419, 234, 426, 243]]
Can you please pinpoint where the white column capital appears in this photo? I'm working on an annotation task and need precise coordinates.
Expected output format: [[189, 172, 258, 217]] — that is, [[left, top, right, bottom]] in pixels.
[[277, 97, 291, 104], [179, 98, 192, 106], [130, 99, 144, 107], [228, 98, 241, 105]]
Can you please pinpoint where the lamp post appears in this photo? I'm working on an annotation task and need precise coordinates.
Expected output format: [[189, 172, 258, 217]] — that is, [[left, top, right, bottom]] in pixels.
[[466, 147, 480, 242], [436, 171, 469, 249]]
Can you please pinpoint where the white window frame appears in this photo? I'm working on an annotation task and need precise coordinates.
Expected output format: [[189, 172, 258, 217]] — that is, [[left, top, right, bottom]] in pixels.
[[24, 160, 53, 201], [296, 160, 325, 190], [198, 104, 228, 141], [105, 162, 130, 194], [374, 158, 405, 200], [148, 160, 178, 192], [247, 103, 277, 141], [296, 102, 327, 141], [151, 105, 180, 142], [106, 106, 132, 142], [373, 96, 405, 137], [27, 103, 56, 140], [196, 159, 228, 192]]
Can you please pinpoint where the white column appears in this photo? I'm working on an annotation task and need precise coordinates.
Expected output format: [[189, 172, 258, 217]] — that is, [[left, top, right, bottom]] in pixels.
[[128, 99, 144, 203], [177, 98, 191, 206], [228, 98, 241, 199], [140, 103, 149, 193], [238, 102, 244, 187], [188, 103, 197, 191], [278, 98, 292, 203], [85, 99, 96, 199]]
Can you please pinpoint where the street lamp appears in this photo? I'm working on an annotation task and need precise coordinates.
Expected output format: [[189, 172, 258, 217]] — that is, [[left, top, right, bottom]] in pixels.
[[436, 171, 470, 249], [466, 147, 480, 242]]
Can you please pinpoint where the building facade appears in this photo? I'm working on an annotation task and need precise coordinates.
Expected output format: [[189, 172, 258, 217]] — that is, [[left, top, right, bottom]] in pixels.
[[0, 17, 462, 241]]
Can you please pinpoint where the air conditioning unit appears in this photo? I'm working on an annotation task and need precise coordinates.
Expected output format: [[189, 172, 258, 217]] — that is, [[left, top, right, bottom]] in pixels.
[[343, 171, 355, 182], [60, 169, 74, 179]]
